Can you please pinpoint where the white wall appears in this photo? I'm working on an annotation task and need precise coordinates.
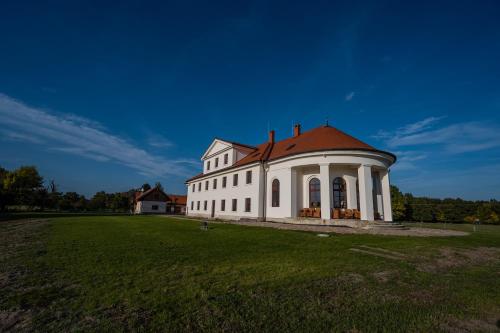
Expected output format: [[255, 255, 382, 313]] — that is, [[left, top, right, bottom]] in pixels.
[[187, 164, 263, 220], [188, 150, 394, 222], [135, 201, 166, 214]]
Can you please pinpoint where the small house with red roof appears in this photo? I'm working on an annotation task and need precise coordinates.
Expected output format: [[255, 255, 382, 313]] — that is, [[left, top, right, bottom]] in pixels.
[[133, 187, 187, 215], [185, 123, 397, 227], [133, 187, 169, 214]]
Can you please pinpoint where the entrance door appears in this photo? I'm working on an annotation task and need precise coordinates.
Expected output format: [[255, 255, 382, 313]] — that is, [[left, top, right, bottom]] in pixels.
[[211, 200, 215, 218]]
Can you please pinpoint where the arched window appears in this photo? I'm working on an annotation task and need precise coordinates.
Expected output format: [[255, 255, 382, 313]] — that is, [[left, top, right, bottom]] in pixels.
[[333, 177, 347, 209], [309, 178, 321, 208], [272, 179, 280, 207]]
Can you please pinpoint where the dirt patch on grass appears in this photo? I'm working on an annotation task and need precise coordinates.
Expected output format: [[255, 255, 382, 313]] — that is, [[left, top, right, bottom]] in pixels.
[[0, 310, 33, 331], [372, 271, 397, 283], [440, 316, 500, 332], [417, 247, 500, 273], [350, 248, 406, 261], [185, 218, 470, 237]]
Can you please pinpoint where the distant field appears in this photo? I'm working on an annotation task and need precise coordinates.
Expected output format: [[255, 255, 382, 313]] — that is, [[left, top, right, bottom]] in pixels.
[[1, 216, 500, 332]]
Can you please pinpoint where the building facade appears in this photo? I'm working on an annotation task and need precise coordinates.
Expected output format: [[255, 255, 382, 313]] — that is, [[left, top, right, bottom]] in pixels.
[[133, 187, 187, 215], [186, 124, 396, 226]]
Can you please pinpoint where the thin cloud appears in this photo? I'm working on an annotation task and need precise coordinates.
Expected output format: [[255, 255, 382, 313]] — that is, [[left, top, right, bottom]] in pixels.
[[376, 117, 500, 153], [147, 133, 175, 148], [345, 91, 355, 101], [0, 93, 197, 178]]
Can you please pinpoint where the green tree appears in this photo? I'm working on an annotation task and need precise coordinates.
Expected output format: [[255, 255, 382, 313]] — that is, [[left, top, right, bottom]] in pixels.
[[0, 166, 10, 211], [3, 166, 44, 209], [142, 183, 151, 191], [88, 191, 108, 211], [390, 185, 406, 221]]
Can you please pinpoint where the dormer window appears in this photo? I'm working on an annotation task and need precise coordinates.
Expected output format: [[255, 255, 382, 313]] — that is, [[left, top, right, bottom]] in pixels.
[[224, 154, 228, 165]]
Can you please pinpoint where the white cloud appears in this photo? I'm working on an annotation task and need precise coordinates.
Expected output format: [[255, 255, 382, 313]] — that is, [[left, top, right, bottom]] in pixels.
[[0, 93, 197, 178], [147, 133, 175, 148], [345, 91, 355, 101], [376, 117, 500, 153], [390, 150, 427, 171]]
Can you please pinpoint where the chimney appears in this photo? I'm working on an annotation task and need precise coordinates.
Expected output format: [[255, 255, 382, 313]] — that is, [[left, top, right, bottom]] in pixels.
[[268, 130, 275, 143], [293, 124, 301, 137]]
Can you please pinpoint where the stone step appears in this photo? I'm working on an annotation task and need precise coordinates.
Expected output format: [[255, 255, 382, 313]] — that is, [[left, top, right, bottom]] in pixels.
[[368, 222, 408, 230]]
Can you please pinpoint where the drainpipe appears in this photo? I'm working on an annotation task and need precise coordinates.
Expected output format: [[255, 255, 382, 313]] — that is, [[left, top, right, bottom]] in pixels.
[[260, 161, 267, 222]]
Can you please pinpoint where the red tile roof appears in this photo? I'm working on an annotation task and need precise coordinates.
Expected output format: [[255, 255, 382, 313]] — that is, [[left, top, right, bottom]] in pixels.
[[186, 125, 395, 182], [167, 194, 187, 205]]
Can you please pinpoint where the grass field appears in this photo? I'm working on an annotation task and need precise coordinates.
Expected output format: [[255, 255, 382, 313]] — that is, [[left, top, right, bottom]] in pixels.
[[1, 216, 500, 332]]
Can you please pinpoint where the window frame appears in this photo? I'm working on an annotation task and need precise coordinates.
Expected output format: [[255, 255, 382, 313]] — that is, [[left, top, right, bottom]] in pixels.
[[232, 199, 237, 212], [245, 198, 251, 212], [221, 199, 225, 211], [215, 157, 219, 168], [309, 178, 321, 208], [213, 178, 217, 189], [204, 200, 207, 211], [246, 170, 252, 184], [272, 179, 280, 207], [333, 177, 347, 209], [233, 174, 238, 186], [224, 153, 228, 165], [222, 176, 227, 188]]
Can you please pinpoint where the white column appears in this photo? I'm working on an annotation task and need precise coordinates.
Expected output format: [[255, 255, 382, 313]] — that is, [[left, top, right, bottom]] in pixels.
[[346, 176, 357, 209], [290, 168, 298, 218], [374, 172, 384, 217], [357, 164, 374, 221], [320, 164, 331, 220], [380, 169, 393, 222]]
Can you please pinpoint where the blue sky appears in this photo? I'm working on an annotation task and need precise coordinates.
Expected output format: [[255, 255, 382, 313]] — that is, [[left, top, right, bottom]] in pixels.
[[1, 1, 500, 199]]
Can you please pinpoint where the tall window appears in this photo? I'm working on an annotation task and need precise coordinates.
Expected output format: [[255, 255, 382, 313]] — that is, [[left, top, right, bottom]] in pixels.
[[224, 153, 228, 165], [197, 201, 200, 210], [215, 157, 219, 168], [198, 183, 201, 191], [232, 199, 237, 211], [272, 179, 280, 207], [245, 198, 251, 212], [309, 178, 321, 208], [207, 161, 210, 171], [246, 170, 252, 184], [213, 178, 217, 189], [204, 201, 207, 210], [192, 184, 195, 192], [333, 177, 347, 208], [356, 180, 360, 210], [222, 176, 227, 188], [191, 201, 194, 210], [233, 174, 238, 186], [205, 181, 209, 190], [221, 199, 226, 211]]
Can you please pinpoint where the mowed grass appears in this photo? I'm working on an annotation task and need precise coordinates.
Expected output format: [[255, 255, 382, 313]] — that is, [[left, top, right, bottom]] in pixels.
[[1, 216, 500, 332]]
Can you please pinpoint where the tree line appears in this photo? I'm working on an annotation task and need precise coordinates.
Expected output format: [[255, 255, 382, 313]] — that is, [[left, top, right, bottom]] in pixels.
[[1, 165, 499, 223], [391, 185, 499, 224], [0, 165, 161, 213]]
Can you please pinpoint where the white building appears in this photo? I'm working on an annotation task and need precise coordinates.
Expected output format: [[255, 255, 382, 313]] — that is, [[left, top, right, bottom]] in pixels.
[[186, 124, 396, 227]]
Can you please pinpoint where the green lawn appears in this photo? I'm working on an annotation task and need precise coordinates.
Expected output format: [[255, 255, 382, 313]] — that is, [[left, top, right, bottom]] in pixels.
[[1, 216, 500, 332]]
